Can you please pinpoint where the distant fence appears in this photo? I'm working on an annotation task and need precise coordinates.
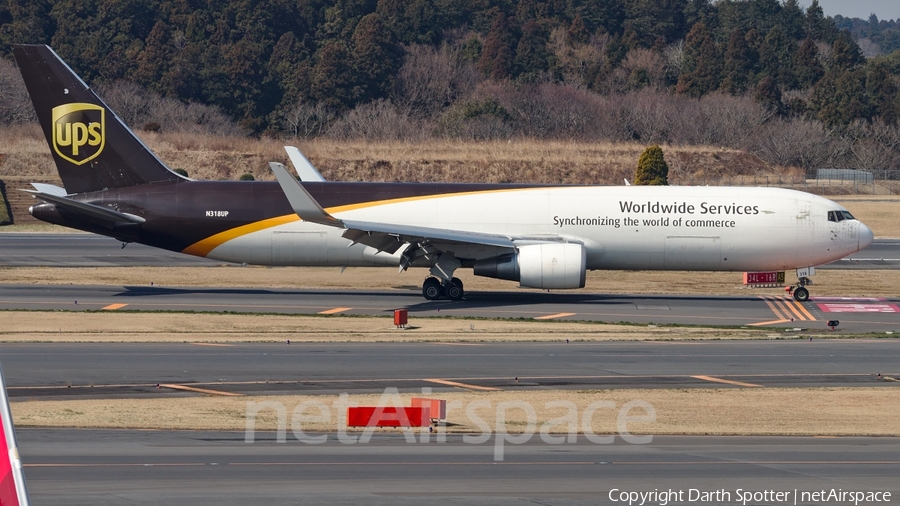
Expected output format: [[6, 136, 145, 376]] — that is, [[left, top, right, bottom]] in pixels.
[[673, 170, 900, 195]]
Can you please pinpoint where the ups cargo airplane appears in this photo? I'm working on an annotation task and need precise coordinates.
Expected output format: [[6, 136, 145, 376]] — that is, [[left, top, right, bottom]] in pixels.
[[13, 45, 873, 302]]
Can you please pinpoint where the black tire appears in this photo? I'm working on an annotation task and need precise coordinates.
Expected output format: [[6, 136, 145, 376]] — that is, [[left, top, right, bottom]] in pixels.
[[793, 287, 809, 302], [446, 278, 464, 300], [423, 278, 442, 300]]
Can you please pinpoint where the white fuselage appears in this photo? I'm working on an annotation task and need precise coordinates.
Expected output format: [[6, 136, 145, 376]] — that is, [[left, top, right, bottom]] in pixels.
[[204, 186, 872, 273]]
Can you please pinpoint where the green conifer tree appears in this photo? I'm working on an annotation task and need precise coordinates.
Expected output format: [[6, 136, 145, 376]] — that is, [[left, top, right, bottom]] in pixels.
[[794, 37, 824, 88], [676, 21, 721, 98], [634, 145, 669, 186], [477, 12, 516, 79]]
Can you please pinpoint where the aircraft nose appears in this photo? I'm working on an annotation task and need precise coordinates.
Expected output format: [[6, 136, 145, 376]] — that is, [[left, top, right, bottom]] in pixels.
[[858, 222, 874, 251]]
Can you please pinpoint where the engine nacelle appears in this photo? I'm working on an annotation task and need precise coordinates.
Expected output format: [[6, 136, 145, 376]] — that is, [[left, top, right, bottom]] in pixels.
[[473, 243, 586, 289]]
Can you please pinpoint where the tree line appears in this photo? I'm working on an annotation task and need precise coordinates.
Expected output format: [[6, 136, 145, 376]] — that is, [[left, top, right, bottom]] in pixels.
[[2, 0, 900, 174]]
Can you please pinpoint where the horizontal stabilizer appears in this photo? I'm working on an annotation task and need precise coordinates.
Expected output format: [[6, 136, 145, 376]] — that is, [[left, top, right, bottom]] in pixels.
[[25, 191, 145, 225], [30, 183, 67, 196], [285, 146, 326, 182]]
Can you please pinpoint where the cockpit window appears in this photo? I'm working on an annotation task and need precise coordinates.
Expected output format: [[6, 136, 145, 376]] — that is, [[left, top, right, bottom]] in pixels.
[[828, 210, 856, 222]]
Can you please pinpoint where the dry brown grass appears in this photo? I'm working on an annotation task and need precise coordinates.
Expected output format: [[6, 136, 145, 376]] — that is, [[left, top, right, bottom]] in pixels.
[[3, 265, 898, 298], [11, 387, 899, 435], [0, 125, 775, 184]]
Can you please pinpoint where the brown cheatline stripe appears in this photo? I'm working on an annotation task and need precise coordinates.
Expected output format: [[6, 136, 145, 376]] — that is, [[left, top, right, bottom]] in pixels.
[[101, 303, 128, 310], [534, 312, 576, 320], [318, 307, 352, 315], [423, 379, 501, 392], [158, 383, 243, 397], [691, 375, 763, 388]]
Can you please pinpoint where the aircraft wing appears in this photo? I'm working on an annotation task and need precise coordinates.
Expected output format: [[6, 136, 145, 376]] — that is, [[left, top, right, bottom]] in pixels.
[[24, 190, 146, 227], [269, 162, 517, 253]]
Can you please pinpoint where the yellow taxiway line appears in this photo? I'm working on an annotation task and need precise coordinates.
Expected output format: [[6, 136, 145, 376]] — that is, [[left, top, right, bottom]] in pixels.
[[691, 375, 763, 388], [318, 307, 352, 315], [534, 312, 576, 320], [423, 379, 501, 391], [158, 383, 243, 397]]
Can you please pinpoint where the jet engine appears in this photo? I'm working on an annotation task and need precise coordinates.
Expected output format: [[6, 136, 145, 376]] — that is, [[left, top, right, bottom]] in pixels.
[[473, 243, 586, 289]]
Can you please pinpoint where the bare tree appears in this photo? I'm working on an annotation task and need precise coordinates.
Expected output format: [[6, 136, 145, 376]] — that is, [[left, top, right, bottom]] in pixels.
[[93, 80, 154, 128], [0, 57, 37, 125], [663, 40, 686, 82], [700, 93, 771, 148], [392, 43, 479, 119], [851, 139, 893, 172], [548, 27, 607, 88], [856, 38, 881, 58], [327, 99, 427, 141], [94, 80, 243, 136], [748, 119, 831, 170], [278, 101, 336, 139]]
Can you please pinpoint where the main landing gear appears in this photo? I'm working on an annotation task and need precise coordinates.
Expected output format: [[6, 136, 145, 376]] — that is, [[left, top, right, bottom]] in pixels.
[[422, 277, 464, 301]]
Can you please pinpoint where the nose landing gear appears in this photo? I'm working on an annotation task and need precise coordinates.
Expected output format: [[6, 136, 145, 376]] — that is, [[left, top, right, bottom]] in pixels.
[[791, 276, 812, 302]]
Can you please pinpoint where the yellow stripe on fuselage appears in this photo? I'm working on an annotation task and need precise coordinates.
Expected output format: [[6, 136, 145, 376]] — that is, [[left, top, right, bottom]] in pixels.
[[182, 214, 299, 257], [181, 187, 542, 257]]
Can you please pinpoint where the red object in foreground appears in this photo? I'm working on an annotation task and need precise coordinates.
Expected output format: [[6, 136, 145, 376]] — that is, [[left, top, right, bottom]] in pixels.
[[411, 398, 447, 420], [394, 309, 408, 327], [347, 406, 430, 427]]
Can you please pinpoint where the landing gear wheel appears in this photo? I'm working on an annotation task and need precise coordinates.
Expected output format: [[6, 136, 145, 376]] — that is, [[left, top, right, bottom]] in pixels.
[[423, 277, 442, 300], [445, 277, 464, 301], [793, 286, 810, 302]]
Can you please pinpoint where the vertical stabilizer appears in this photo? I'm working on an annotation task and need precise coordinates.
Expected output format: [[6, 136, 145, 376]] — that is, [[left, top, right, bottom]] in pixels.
[[13, 44, 184, 194], [0, 361, 29, 506]]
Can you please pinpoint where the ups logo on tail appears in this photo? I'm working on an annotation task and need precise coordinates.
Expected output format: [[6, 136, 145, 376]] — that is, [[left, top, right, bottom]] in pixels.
[[52, 103, 105, 165]]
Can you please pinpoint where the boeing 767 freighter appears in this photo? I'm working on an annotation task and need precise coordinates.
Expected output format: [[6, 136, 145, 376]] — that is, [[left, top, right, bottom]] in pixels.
[[12, 44, 873, 301]]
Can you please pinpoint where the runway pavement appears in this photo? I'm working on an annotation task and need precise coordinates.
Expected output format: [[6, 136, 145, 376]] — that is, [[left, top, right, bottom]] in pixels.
[[17, 429, 900, 505], [3, 233, 898, 504], [1, 232, 897, 268], [2, 341, 897, 398], [2, 282, 899, 331]]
